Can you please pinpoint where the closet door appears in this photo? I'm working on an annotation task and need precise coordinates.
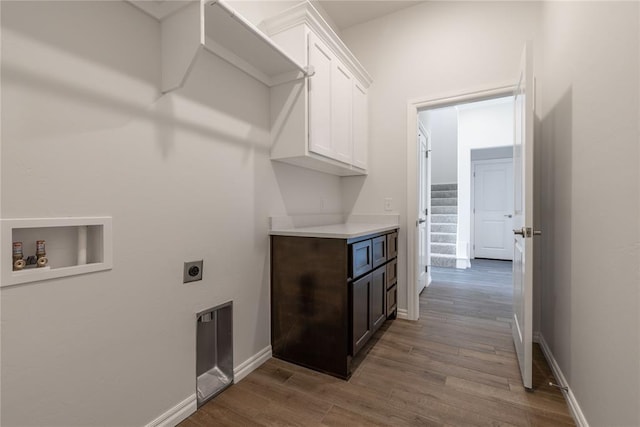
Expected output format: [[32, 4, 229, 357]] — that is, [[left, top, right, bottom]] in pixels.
[[307, 32, 333, 159]]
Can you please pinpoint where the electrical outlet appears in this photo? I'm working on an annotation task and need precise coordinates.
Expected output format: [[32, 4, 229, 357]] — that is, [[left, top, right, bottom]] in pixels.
[[183, 260, 203, 283], [384, 198, 393, 211]]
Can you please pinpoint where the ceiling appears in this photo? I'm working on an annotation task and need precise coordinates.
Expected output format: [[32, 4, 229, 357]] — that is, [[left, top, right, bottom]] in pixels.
[[317, 1, 423, 30]]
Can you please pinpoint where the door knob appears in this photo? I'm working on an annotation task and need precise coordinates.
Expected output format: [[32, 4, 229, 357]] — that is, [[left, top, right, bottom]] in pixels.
[[513, 227, 543, 237]]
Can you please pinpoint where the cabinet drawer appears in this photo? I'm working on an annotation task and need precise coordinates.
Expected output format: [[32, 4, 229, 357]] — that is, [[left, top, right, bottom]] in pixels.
[[351, 239, 372, 279], [387, 232, 398, 259], [386, 258, 397, 289], [386, 283, 397, 315], [372, 236, 387, 268]]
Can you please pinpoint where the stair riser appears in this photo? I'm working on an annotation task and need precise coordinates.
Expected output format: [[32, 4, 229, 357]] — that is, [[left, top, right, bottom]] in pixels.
[[431, 234, 456, 243], [432, 190, 458, 199], [432, 224, 456, 233], [431, 183, 457, 191], [431, 256, 457, 268], [432, 198, 457, 207], [432, 206, 457, 214], [432, 215, 457, 224], [431, 244, 456, 255]]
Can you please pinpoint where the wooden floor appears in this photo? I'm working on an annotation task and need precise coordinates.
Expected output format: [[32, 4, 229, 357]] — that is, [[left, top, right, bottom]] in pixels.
[[181, 260, 574, 426]]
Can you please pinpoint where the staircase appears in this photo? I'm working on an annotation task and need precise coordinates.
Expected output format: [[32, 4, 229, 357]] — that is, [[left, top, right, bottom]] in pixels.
[[431, 183, 457, 268]]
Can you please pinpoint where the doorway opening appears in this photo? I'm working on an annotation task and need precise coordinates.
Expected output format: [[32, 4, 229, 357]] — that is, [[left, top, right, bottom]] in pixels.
[[406, 84, 515, 321], [418, 96, 515, 274]]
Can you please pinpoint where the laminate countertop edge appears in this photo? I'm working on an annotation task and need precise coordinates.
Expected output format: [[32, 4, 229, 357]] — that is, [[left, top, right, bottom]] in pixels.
[[269, 223, 398, 239]]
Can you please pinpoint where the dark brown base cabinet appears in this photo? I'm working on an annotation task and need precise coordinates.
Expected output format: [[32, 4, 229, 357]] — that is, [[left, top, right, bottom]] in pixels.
[[270, 229, 398, 379]]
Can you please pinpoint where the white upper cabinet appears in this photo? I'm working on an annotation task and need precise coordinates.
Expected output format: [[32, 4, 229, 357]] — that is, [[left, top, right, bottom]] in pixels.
[[308, 32, 334, 160], [265, 2, 372, 176], [352, 81, 369, 170], [331, 61, 354, 165]]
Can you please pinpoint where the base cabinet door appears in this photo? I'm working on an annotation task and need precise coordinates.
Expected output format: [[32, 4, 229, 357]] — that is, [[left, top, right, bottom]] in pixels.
[[352, 273, 371, 355], [371, 266, 386, 331], [387, 284, 397, 316]]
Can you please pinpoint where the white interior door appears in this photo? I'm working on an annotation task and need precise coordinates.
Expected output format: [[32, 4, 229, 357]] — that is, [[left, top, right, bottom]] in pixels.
[[512, 41, 537, 390], [473, 159, 514, 260], [417, 123, 431, 293]]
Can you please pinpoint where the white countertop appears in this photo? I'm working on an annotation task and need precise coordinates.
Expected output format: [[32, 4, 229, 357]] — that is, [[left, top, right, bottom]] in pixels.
[[269, 223, 398, 239]]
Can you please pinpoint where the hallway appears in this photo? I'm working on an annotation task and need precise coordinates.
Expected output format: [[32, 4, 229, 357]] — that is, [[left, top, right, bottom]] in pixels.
[[181, 260, 574, 426]]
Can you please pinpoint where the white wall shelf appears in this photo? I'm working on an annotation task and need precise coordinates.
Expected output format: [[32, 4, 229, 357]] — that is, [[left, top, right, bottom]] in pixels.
[[134, 0, 309, 93], [1, 217, 113, 287]]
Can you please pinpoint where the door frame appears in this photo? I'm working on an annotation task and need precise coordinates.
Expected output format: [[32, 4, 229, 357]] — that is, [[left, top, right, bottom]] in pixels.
[[405, 83, 514, 321], [417, 120, 431, 294], [471, 157, 514, 260]]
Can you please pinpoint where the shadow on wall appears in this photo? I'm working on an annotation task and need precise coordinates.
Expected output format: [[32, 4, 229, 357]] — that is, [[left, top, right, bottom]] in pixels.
[[1, 1, 158, 84], [539, 87, 573, 360], [2, 58, 270, 155], [2, 1, 270, 158]]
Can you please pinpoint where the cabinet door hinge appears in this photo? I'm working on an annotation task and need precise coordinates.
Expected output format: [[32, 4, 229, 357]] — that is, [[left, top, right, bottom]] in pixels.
[[425, 265, 428, 273]]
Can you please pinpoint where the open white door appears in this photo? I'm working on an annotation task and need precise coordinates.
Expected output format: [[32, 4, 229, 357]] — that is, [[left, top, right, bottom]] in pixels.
[[512, 41, 538, 390], [417, 123, 431, 293]]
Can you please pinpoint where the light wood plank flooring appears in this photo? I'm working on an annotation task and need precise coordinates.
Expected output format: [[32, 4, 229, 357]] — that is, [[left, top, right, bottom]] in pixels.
[[181, 260, 574, 426]]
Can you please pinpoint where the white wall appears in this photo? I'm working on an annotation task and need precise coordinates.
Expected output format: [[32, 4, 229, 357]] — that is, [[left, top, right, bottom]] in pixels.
[[539, 1, 640, 425], [420, 108, 458, 185], [457, 98, 513, 266], [0, 1, 342, 425], [341, 1, 542, 311]]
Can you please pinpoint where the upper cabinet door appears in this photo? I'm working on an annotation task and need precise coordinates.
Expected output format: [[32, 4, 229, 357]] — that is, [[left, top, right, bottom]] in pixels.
[[352, 82, 368, 170], [308, 32, 333, 159], [265, 3, 372, 176], [332, 62, 353, 164], [309, 33, 335, 157]]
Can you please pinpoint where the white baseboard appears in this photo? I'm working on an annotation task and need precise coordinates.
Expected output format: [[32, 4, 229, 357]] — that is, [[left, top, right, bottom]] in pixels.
[[145, 394, 197, 427], [537, 334, 589, 427], [234, 345, 272, 383], [145, 346, 272, 427], [456, 258, 471, 269], [396, 308, 409, 320], [533, 330, 541, 343]]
